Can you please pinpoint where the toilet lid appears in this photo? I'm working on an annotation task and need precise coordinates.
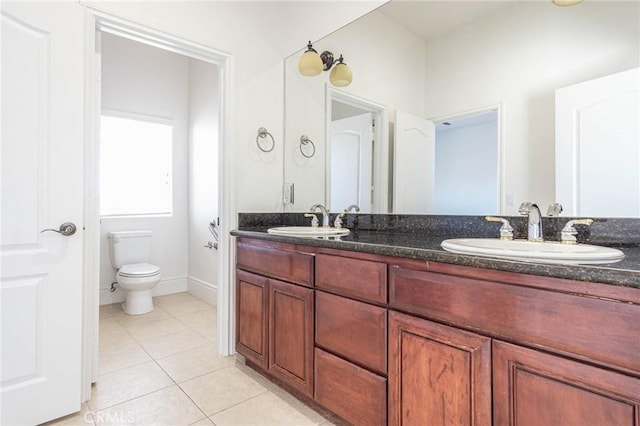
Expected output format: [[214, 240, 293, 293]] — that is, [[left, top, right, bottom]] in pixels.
[[118, 262, 161, 278]]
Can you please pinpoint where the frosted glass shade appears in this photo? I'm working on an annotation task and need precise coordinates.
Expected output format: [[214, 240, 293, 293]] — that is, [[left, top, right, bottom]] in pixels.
[[298, 50, 323, 76], [552, 0, 583, 6], [329, 63, 353, 87]]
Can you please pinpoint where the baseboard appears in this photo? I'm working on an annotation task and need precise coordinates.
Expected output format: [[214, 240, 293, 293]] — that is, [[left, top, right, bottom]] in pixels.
[[187, 276, 218, 306], [99, 277, 188, 306]]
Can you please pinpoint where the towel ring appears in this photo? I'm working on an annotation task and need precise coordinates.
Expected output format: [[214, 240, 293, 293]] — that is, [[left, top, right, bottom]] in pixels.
[[256, 127, 275, 153], [299, 135, 316, 158]]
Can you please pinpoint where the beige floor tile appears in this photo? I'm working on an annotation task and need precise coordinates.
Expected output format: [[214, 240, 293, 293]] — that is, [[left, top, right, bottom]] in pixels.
[[94, 386, 204, 426], [179, 365, 270, 416], [99, 319, 136, 348], [161, 298, 213, 317], [210, 390, 325, 426], [190, 322, 217, 344], [191, 419, 214, 426], [138, 328, 210, 359], [154, 292, 201, 307], [88, 361, 173, 411], [189, 418, 214, 425], [125, 318, 191, 341], [176, 308, 217, 328], [99, 303, 124, 320], [98, 341, 152, 376], [43, 402, 94, 425], [268, 385, 329, 424], [156, 344, 236, 383], [114, 307, 173, 328]]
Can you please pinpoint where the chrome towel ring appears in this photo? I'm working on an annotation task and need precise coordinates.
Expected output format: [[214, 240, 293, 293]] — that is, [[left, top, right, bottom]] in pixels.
[[299, 135, 316, 158], [256, 127, 275, 152]]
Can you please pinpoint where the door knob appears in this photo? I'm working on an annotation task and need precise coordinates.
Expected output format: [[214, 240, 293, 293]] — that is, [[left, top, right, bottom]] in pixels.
[[41, 222, 77, 236]]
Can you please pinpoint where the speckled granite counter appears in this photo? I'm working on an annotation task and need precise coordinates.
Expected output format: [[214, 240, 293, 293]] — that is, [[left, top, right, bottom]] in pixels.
[[232, 214, 640, 289]]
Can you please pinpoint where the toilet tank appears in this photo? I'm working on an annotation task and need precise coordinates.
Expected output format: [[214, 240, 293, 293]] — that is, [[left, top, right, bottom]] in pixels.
[[108, 230, 153, 269]]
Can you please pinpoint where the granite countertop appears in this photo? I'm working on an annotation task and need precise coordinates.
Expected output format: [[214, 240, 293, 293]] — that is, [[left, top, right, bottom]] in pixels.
[[233, 214, 640, 289]]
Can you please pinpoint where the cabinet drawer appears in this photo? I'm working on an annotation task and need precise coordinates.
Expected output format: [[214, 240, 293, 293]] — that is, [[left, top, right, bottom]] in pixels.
[[390, 265, 640, 374], [237, 241, 314, 287], [316, 254, 387, 303], [316, 291, 387, 374], [314, 348, 387, 426]]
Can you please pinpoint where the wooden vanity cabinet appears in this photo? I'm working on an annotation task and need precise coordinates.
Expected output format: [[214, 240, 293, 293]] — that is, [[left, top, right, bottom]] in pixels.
[[235, 240, 315, 397], [389, 262, 640, 426], [388, 311, 492, 426], [314, 253, 389, 425], [236, 269, 269, 370], [268, 279, 314, 396], [235, 237, 640, 425], [493, 340, 640, 426]]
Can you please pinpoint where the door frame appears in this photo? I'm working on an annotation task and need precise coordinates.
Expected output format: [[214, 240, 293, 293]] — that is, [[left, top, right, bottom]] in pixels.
[[82, 7, 237, 400], [325, 87, 388, 213]]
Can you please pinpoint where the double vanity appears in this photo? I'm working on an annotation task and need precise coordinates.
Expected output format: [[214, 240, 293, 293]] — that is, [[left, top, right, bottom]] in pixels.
[[231, 213, 640, 425]]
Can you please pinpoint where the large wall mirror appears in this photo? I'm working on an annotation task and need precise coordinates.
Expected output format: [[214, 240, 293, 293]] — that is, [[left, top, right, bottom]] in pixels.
[[284, 0, 639, 217]]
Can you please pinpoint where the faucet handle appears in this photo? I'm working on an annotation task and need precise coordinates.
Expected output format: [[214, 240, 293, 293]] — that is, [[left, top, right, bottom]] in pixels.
[[485, 216, 514, 240], [304, 213, 319, 228], [518, 201, 537, 214], [547, 203, 563, 217], [561, 219, 594, 244], [334, 204, 361, 229]]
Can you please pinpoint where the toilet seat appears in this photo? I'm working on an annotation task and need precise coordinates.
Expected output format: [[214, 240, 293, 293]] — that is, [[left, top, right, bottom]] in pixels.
[[118, 262, 160, 278]]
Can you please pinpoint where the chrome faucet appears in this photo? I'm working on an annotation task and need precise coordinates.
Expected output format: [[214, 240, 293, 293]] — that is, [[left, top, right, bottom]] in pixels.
[[310, 204, 330, 227], [334, 204, 360, 229], [518, 202, 543, 242]]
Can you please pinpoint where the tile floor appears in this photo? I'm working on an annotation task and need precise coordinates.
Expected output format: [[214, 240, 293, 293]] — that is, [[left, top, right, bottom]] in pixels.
[[47, 292, 331, 426]]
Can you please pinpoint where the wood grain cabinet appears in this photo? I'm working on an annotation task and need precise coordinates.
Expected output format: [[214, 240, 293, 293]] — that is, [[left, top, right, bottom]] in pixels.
[[493, 340, 640, 426], [236, 269, 268, 370], [235, 239, 315, 397], [236, 238, 640, 426], [388, 311, 492, 426], [269, 279, 314, 396]]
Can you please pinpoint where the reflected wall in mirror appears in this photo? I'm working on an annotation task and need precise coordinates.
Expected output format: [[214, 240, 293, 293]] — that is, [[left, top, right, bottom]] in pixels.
[[284, 0, 639, 216]]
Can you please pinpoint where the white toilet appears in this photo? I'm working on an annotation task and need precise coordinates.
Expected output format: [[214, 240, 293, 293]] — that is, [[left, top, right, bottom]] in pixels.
[[108, 230, 162, 315]]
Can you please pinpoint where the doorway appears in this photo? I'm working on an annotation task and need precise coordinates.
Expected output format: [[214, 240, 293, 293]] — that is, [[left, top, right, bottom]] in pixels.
[[85, 13, 234, 401], [433, 108, 501, 215], [326, 88, 388, 213]]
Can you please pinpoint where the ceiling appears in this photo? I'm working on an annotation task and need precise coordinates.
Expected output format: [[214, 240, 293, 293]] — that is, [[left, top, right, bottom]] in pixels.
[[379, 1, 516, 42]]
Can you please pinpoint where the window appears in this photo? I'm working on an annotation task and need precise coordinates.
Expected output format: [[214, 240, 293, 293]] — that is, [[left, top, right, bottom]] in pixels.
[[100, 113, 173, 216]]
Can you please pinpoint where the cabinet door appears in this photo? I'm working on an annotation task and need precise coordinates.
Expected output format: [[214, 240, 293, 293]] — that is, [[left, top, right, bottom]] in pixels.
[[236, 270, 269, 370], [269, 279, 314, 396], [388, 311, 491, 426], [493, 340, 640, 426]]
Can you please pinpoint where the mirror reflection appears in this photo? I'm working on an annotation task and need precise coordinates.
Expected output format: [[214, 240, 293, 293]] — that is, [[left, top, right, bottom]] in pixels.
[[284, 0, 639, 217]]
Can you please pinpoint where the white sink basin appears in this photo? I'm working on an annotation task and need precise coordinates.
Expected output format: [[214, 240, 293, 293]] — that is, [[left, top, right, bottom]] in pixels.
[[441, 238, 624, 265], [267, 226, 350, 237]]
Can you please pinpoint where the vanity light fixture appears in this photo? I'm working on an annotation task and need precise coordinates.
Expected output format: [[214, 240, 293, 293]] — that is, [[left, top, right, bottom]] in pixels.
[[297, 41, 353, 87]]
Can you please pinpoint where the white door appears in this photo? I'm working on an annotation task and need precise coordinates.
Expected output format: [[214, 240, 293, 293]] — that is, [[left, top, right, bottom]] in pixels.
[[556, 67, 640, 217], [330, 113, 373, 212], [393, 111, 435, 214], [1, 2, 85, 424]]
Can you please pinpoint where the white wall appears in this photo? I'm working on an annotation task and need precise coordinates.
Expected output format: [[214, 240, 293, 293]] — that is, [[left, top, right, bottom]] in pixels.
[[423, 1, 640, 215], [284, 10, 426, 210], [99, 33, 190, 304], [188, 59, 219, 304], [435, 120, 498, 215], [87, 0, 385, 213]]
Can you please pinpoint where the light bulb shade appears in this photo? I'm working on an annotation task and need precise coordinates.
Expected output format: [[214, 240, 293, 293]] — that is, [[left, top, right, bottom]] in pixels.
[[552, 0, 583, 6], [329, 62, 353, 87], [298, 50, 323, 77]]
